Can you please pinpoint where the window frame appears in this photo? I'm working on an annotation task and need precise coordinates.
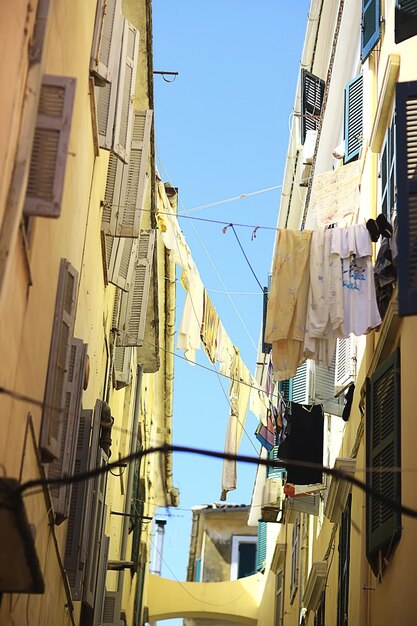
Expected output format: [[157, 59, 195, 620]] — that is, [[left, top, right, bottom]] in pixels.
[[337, 494, 352, 626], [230, 535, 257, 580], [290, 515, 300, 602]]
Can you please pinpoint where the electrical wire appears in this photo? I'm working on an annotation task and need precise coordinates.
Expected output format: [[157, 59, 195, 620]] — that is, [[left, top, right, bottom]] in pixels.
[[180, 184, 283, 215], [11, 443, 417, 521], [226, 224, 265, 294]]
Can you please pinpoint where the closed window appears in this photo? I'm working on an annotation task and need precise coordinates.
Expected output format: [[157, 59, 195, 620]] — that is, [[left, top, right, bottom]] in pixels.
[[337, 495, 351, 626], [290, 515, 300, 601], [366, 349, 401, 576]]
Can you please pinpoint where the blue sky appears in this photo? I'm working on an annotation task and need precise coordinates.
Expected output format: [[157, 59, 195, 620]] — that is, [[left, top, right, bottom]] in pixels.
[[152, 2, 310, 622]]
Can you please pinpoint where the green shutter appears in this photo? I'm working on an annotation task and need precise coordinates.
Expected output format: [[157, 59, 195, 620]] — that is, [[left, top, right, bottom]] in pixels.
[[344, 74, 363, 164], [301, 70, 325, 145], [267, 444, 285, 479], [396, 81, 417, 315], [395, 0, 417, 44], [366, 349, 401, 576], [361, 0, 380, 62], [256, 522, 267, 571], [195, 557, 202, 582]]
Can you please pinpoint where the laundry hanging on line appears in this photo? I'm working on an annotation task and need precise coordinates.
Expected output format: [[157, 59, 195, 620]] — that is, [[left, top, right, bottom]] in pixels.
[[265, 224, 382, 381]]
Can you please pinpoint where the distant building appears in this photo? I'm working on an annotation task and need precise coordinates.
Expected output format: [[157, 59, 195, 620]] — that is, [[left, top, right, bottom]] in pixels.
[[185, 503, 258, 626]]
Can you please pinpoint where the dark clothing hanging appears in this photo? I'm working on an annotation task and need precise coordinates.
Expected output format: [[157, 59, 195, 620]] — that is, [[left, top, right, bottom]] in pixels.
[[278, 402, 324, 485]]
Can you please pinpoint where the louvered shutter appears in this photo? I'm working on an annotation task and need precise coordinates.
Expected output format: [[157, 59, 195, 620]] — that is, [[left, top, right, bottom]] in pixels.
[[93, 533, 110, 626], [396, 81, 417, 315], [103, 590, 124, 626], [108, 236, 138, 291], [114, 346, 132, 388], [90, 0, 124, 85], [256, 521, 267, 571], [344, 74, 363, 164], [24, 75, 76, 217], [113, 20, 140, 163], [116, 109, 152, 236], [117, 229, 155, 347], [267, 444, 285, 479], [366, 349, 401, 576], [98, 79, 118, 152], [291, 361, 311, 404], [337, 495, 351, 626], [50, 339, 88, 523], [301, 70, 325, 145], [335, 336, 357, 392], [395, 0, 417, 43], [84, 448, 108, 609], [40, 259, 78, 462], [290, 516, 300, 597], [361, 0, 380, 62], [64, 409, 92, 600], [101, 152, 124, 236], [102, 233, 115, 285], [315, 360, 344, 417], [102, 110, 152, 237]]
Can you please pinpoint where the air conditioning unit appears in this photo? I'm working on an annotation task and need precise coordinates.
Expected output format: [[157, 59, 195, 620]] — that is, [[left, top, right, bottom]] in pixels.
[[263, 478, 283, 507], [286, 494, 320, 516]]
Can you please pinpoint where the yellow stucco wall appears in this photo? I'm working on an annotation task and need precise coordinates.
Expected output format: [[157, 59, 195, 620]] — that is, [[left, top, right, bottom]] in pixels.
[[0, 1, 174, 625]]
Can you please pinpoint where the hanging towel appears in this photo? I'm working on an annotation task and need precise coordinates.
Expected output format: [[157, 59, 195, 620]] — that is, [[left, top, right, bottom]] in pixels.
[[200, 291, 220, 364], [265, 229, 312, 380], [177, 270, 204, 362], [220, 348, 251, 500]]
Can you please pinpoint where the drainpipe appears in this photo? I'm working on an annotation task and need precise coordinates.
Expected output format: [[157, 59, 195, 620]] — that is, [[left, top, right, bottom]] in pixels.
[[117, 363, 144, 593], [151, 519, 167, 576]]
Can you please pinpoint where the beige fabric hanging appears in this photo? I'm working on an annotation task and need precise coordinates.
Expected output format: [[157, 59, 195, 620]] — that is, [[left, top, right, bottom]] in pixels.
[[220, 347, 251, 500], [265, 229, 312, 380]]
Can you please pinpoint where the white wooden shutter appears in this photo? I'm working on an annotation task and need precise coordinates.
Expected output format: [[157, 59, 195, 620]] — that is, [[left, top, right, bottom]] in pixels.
[[114, 346, 133, 389], [97, 18, 139, 163], [103, 590, 124, 626], [108, 236, 138, 291], [40, 259, 78, 462], [101, 233, 115, 285], [314, 360, 344, 417], [90, 0, 123, 85], [115, 109, 152, 236], [24, 75, 76, 217], [291, 361, 313, 404], [50, 339, 88, 523], [84, 447, 108, 609], [117, 229, 155, 347], [97, 79, 118, 152], [64, 409, 92, 600], [101, 153, 124, 236], [101, 110, 151, 237], [112, 20, 139, 163], [335, 336, 357, 392]]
